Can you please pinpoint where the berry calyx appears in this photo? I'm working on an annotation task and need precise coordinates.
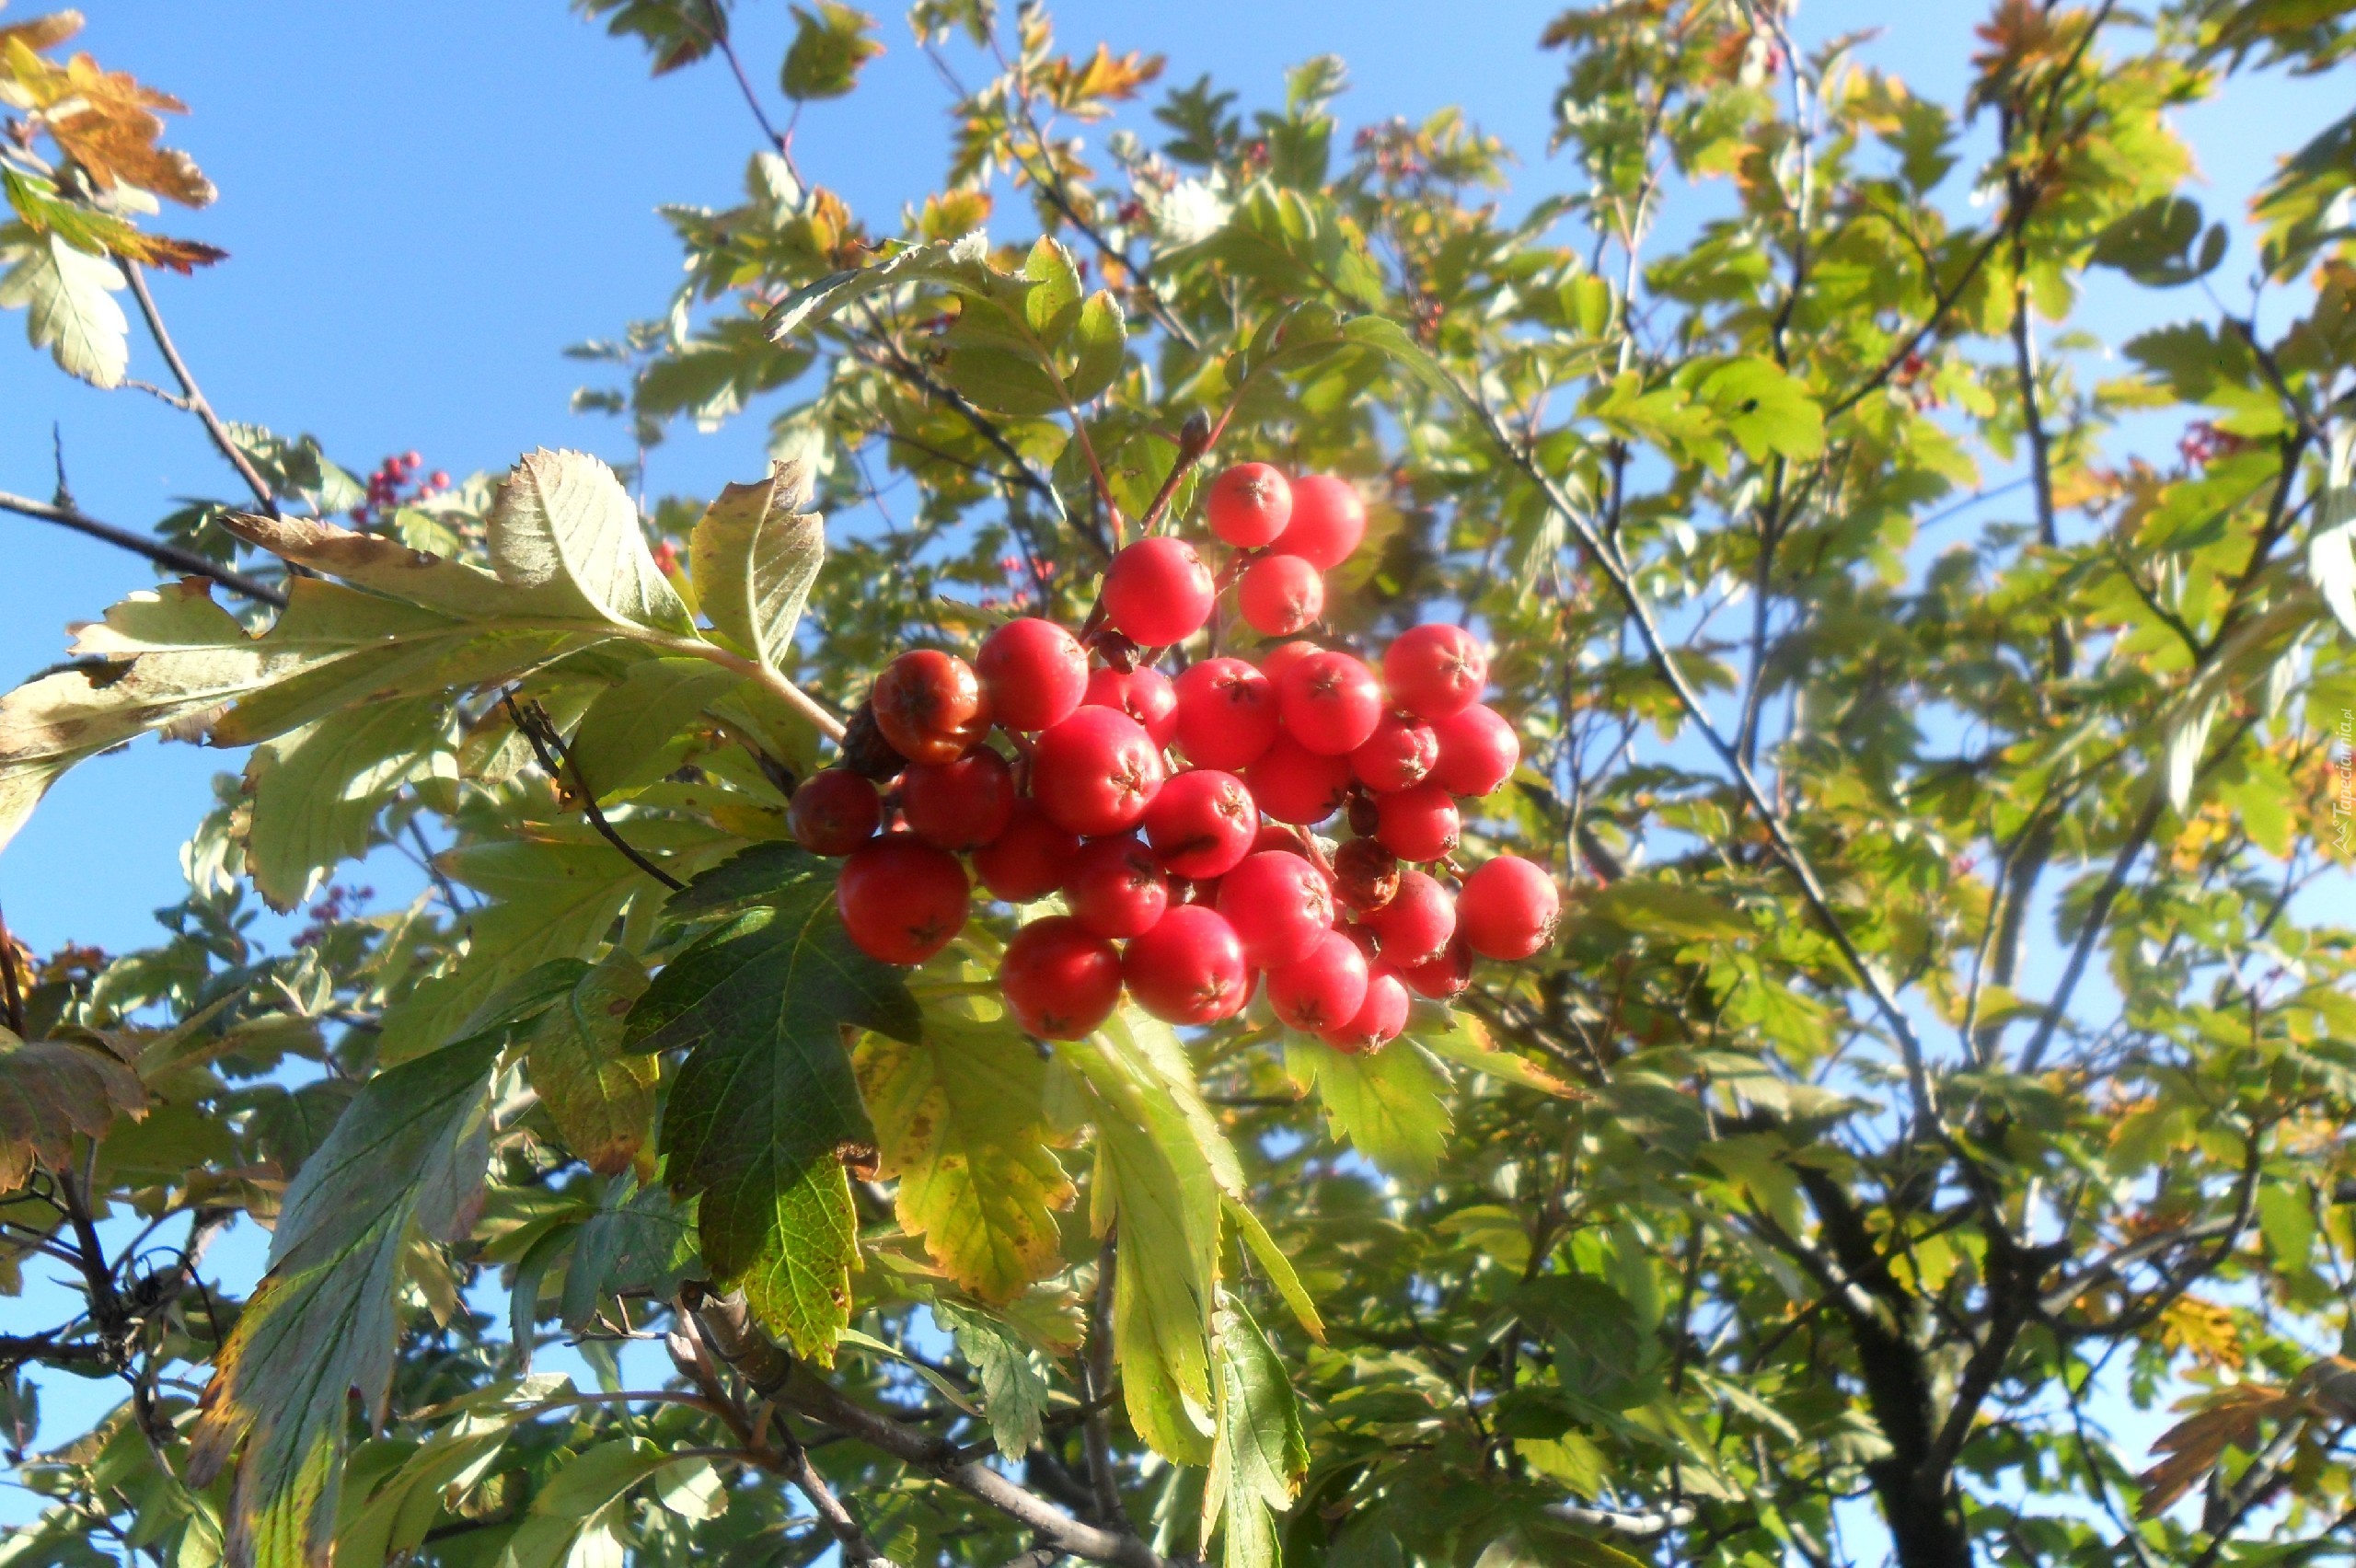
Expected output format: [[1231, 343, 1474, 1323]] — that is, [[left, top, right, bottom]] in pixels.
[[1064, 835, 1170, 939], [900, 746, 1016, 851], [1349, 712, 1438, 792], [1102, 536, 1217, 648], [1276, 475, 1367, 570], [1142, 768, 1257, 880], [789, 767, 881, 856], [1031, 706, 1167, 836], [1277, 650, 1384, 755], [1319, 966, 1410, 1053], [1238, 553, 1324, 638], [872, 650, 992, 765], [1207, 462, 1292, 548], [1456, 854, 1561, 961], [1373, 781, 1461, 863], [1364, 870, 1455, 968], [976, 617, 1089, 732], [1242, 732, 1352, 824], [1428, 703, 1519, 797], [1383, 623, 1489, 721], [1084, 665, 1178, 748], [838, 834, 970, 964], [972, 800, 1080, 903], [1265, 928, 1369, 1034], [1172, 657, 1279, 772], [999, 917, 1121, 1040], [1217, 850, 1335, 968], [1124, 905, 1250, 1024]]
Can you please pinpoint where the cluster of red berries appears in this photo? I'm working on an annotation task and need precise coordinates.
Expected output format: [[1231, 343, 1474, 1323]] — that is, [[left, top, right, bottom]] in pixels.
[[789, 464, 1560, 1053], [349, 450, 452, 527]]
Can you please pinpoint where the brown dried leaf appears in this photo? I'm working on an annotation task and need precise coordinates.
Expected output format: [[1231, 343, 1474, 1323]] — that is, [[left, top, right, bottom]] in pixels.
[[0, 1029, 148, 1190]]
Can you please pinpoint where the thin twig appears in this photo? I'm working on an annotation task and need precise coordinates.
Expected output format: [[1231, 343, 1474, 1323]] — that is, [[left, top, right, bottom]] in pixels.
[[115, 259, 280, 514], [0, 490, 286, 605], [1080, 1235, 1127, 1531], [502, 693, 687, 893]]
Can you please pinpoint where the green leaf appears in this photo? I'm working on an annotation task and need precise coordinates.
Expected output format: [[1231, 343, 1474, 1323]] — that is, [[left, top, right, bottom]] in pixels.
[[0, 225, 129, 387], [1064, 289, 1127, 403], [762, 232, 988, 343], [498, 1440, 678, 1568], [1694, 355, 1825, 463], [687, 460, 825, 676], [1412, 1008, 1577, 1097], [626, 846, 918, 1361], [489, 449, 695, 635], [1019, 236, 1083, 347], [2309, 440, 2356, 640], [1205, 1302, 1308, 1568], [1284, 1037, 1451, 1180], [559, 1176, 701, 1332], [780, 2, 884, 101], [524, 953, 656, 1178], [1224, 1197, 1324, 1343], [241, 697, 445, 913], [2089, 196, 2227, 287], [564, 657, 742, 798], [1582, 881, 1752, 942], [934, 1303, 1052, 1459], [853, 987, 1073, 1303]]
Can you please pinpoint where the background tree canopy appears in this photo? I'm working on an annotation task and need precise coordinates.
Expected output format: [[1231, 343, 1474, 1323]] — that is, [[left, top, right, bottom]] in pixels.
[[3, 2, 2356, 1566]]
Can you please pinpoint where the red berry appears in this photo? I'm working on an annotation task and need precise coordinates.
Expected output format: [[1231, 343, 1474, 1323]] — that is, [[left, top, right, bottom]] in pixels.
[[1237, 553, 1324, 638], [1064, 836, 1170, 939], [1338, 921, 1380, 964], [1277, 651, 1383, 755], [972, 800, 1080, 903], [1320, 967, 1410, 1053], [1265, 928, 1369, 1034], [976, 617, 1089, 732], [837, 834, 970, 964], [999, 917, 1121, 1040], [1396, 937, 1472, 1000], [1142, 768, 1257, 880], [1457, 854, 1561, 961], [1257, 640, 1322, 686], [1172, 657, 1279, 771], [872, 650, 993, 766], [900, 746, 1015, 851], [1217, 850, 1334, 968], [1428, 703, 1519, 797], [403, 449, 423, 468], [1276, 475, 1367, 569], [1124, 905, 1250, 1024], [1207, 462, 1292, 548], [1102, 536, 1217, 647], [1364, 870, 1454, 968], [1031, 707, 1167, 836], [1374, 782, 1461, 863], [1383, 623, 1488, 721], [1349, 713, 1438, 792], [1084, 665, 1178, 748], [1242, 733, 1352, 824], [789, 767, 881, 856]]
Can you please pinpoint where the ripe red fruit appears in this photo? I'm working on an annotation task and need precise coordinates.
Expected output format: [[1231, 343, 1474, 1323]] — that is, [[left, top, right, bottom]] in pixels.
[[1102, 536, 1217, 647], [1349, 713, 1438, 792], [1374, 782, 1461, 863], [999, 917, 1121, 1040], [1242, 733, 1352, 824], [971, 799, 1080, 903], [872, 650, 992, 765], [1277, 651, 1384, 755], [1142, 769, 1257, 880], [1396, 937, 1472, 999], [1064, 836, 1170, 939], [789, 767, 881, 856], [1123, 905, 1250, 1024], [1383, 623, 1489, 721], [1364, 870, 1455, 967], [1257, 640, 1323, 686], [1265, 928, 1369, 1034], [1207, 462, 1292, 548], [976, 617, 1089, 732], [1428, 703, 1519, 797], [1218, 850, 1334, 968], [1457, 854, 1561, 960], [1320, 967, 1410, 1053], [1276, 475, 1367, 569], [1332, 836, 1402, 913], [837, 834, 970, 964], [1083, 665, 1178, 748], [1031, 707, 1167, 836], [900, 747, 1015, 851], [1237, 553, 1324, 638], [1172, 657, 1279, 771]]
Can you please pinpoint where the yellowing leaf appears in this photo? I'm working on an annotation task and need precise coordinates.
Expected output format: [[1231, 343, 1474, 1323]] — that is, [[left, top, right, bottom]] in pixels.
[[780, 2, 883, 102], [525, 954, 656, 1179], [0, 1028, 146, 1189], [490, 449, 695, 635], [688, 460, 825, 677], [0, 224, 128, 386]]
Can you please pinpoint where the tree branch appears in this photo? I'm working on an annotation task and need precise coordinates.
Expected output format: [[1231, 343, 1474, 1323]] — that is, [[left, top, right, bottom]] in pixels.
[[502, 694, 687, 893], [0, 490, 286, 605], [115, 259, 280, 514]]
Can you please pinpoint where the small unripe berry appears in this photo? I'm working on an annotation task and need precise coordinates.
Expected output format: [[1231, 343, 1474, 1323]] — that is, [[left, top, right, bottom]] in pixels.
[[1319, 966, 1410, 1053], [1428, 703, 1519, 797], [1276, 475, 1367, 569], [1364, 870, 1454, 968], [1142, 768, 1257, 880], [1332, 836, 1401, 913], [1207, 462, 1292, 548], [976, 617, 1089, 732], [1083, 665, 1178, 748], [838, 834, 970, 964], [999, 917, 1121, 1040], [971, 800, 1080, 903], [789, 767, 881, 856], [1237, 553, 1324, 638], [872, 650, 993, 766], [1277, 650, 1383, 755], [1373, 782, 1461, 863], [1172, 657, 1278, 772], [900, 746, 1016, 851], [1102, 536, 1217, 647], [1265, 928, 1369, 1034], [1064, 835, 1170, 940], [1456, 854, 1561, 961], [1031, 707, 1167, 837], [1242, 733, 1351, 824], [1124, 905, 1250, 1024], [1349, 712, 1438, 792], [1382, 623, 1488, 721], [1218, 850, 1334, 968]]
